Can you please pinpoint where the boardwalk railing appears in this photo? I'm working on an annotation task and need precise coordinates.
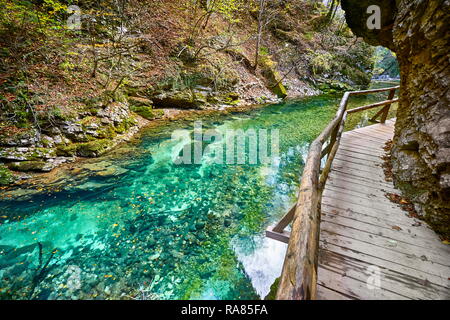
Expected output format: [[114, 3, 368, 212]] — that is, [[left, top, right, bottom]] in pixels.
[[266, 86, 400, 300]]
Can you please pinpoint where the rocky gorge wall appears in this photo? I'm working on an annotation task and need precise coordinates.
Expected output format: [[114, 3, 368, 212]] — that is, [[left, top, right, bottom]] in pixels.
[[341, 0, 450, 237]]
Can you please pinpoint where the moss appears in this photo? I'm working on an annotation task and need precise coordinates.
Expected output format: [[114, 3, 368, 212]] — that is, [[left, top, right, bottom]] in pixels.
[[0, 164, 14, 185], [259, 56, 288, 99], [272, 82, 288, 99], [76, 139, 113, 157], [132, 106, 165, 120], [114, 117, 137, 133], [264, 277, 280, 300], [97, 125, 118, 139], [56, 143, 79, 157], [41, 137, 53, 148]]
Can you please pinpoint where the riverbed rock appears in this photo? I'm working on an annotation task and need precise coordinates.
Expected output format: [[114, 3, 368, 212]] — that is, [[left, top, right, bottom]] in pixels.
[[76, 140, 113, 157]]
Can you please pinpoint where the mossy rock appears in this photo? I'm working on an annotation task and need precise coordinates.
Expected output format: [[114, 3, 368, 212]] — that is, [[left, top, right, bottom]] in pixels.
[[259, 56, 288, 99], [272, 82, 288, 99], [7, 161, 47, 172], [152, 90, 207, 109], [56, 144, 79, 157], [96, 125, 118, 140], [76, 139, 112, 157], [219, 92, 241, 105], [130, 106, 162, 120], [114, 117, 137, 133], [0, 164, 14, 185]]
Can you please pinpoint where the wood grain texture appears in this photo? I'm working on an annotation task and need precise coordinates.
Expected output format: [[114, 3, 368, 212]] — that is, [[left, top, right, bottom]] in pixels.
[[318, 120, 450, 299]]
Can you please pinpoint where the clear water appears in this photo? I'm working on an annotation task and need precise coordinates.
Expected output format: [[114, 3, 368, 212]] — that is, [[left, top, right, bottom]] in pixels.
[[0, 90, 394, 300]]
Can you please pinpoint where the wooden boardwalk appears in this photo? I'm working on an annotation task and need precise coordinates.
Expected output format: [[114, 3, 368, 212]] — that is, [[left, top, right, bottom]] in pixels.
[[317, 119, 450, 300]]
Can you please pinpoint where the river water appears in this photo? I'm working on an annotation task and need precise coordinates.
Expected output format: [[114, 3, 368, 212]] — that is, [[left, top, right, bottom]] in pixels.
[[0, 88, 395, 300]]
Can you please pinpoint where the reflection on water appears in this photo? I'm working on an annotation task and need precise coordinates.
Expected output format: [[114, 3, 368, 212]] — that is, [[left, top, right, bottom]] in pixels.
[[0, 89, 395, 300]]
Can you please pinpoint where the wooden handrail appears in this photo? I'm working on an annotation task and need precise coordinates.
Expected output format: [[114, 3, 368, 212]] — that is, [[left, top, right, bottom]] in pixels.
[[270, 85, 399, 300]]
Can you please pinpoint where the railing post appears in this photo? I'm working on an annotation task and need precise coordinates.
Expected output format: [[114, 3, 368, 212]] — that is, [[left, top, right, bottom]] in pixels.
[[381, 88, 397, 123]]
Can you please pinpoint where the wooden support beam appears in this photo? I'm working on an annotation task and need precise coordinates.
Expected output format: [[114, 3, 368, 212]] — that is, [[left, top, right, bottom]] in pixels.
[[380, 88, 397, 123], [266, 228, 291, 244], [273, 205, 296, 233]]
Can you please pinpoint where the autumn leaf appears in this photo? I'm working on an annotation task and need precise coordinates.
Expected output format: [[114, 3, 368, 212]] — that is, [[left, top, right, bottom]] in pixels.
[[392, 226, 402, 231]]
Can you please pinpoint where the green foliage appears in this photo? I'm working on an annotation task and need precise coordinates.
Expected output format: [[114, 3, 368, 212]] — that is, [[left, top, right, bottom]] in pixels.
[[264, 277, 280, 300], [207, 0, 245, 22], [373, 47, 400, 78], [309, 50, 333, 75]]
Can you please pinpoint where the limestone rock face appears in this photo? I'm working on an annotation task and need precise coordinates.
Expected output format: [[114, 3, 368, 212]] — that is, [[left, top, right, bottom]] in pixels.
[[341, 0, 450, 236]]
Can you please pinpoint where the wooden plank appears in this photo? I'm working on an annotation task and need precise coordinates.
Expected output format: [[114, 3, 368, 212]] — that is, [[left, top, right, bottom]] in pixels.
[[346, 126, 394, 139], [317, 266, 409, 300], [321, 197, 415, 225], [338, 141, 387, 154], [320, 219, 450, 264], [328, 168, 392, 185], [331, 160, 385, 176], [317, 284, 354, 300], [321, 205, 438, 241], [345, 127, 391, 138], [319, 242, 450, 289], [334, 154, 386, 167], [343, 132, 388, 144], [328, 168, 393, 184], [320, 231, 450, 279], [324, 182, 392, 201], [266, 228, 290, 244], [324, 184, 395, 204], [322, 196, 400, 217], [327, 175, 397, 193], [319, 250, 450, 300], [335, 149, 385, 162], [322, 200, 420, 230]]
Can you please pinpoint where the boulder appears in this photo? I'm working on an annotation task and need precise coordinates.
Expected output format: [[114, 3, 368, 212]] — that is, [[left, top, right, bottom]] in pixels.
[[76, 139, 113, 157], [152, 90, 207, 109]]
